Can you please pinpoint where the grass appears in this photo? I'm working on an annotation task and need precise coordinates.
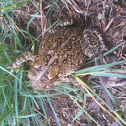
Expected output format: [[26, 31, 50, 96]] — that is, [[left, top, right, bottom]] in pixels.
[[0, 0, 126, 126]]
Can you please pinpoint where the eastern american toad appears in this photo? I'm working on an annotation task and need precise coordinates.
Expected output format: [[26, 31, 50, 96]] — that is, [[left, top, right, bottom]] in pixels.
[[9, 20, 107, 89]]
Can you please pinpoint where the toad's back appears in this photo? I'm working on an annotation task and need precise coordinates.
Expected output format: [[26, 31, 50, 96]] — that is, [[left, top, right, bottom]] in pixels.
[[8, 25, 106, 89], [38, 26, 86, 74], [28, 26, 106, 89]]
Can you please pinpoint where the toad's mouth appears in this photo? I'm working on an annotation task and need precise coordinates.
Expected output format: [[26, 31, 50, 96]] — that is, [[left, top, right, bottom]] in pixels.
[[28, 67, 49, 82], [28, 70, 50, 89], [28, 64, 62, 89]]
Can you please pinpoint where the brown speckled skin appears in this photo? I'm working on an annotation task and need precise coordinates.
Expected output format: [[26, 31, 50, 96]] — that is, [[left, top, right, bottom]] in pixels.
[[27, 26, 106, 89], [9, 21, 106, 89]]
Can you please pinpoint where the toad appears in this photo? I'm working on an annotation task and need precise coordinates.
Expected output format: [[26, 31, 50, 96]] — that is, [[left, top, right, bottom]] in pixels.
[[8, 19, 107, 89]]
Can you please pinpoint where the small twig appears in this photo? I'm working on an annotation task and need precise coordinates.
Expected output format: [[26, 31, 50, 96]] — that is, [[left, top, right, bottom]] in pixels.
[[40, 0, 45, 39]]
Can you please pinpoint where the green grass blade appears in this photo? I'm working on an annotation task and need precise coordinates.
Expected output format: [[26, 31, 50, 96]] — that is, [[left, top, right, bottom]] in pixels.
[[45, 91, 61, 126]]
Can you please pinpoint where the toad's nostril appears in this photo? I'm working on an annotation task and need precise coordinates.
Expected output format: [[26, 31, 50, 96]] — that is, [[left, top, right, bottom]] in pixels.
[[36, 66, 41, 71], [44, 72, 49, 79]]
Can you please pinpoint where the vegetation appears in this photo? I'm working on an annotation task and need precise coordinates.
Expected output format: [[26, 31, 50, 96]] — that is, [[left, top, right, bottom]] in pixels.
[[0, 0, 126, 125]]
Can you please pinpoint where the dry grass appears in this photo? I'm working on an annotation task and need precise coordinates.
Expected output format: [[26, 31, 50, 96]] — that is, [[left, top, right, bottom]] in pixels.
[[0, 0, 126, 125]]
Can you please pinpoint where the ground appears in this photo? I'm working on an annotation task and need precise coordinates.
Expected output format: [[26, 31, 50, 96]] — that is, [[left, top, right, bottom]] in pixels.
[[0, 0, 126, 126]]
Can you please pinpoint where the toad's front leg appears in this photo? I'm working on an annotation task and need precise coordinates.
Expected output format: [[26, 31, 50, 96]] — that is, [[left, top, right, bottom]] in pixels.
[[7, 51, 37, 69]]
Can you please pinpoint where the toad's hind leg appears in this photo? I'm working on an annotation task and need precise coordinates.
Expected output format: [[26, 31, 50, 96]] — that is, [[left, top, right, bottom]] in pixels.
[[81, 28, 107, 58], [8, 51, 37, 69]]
